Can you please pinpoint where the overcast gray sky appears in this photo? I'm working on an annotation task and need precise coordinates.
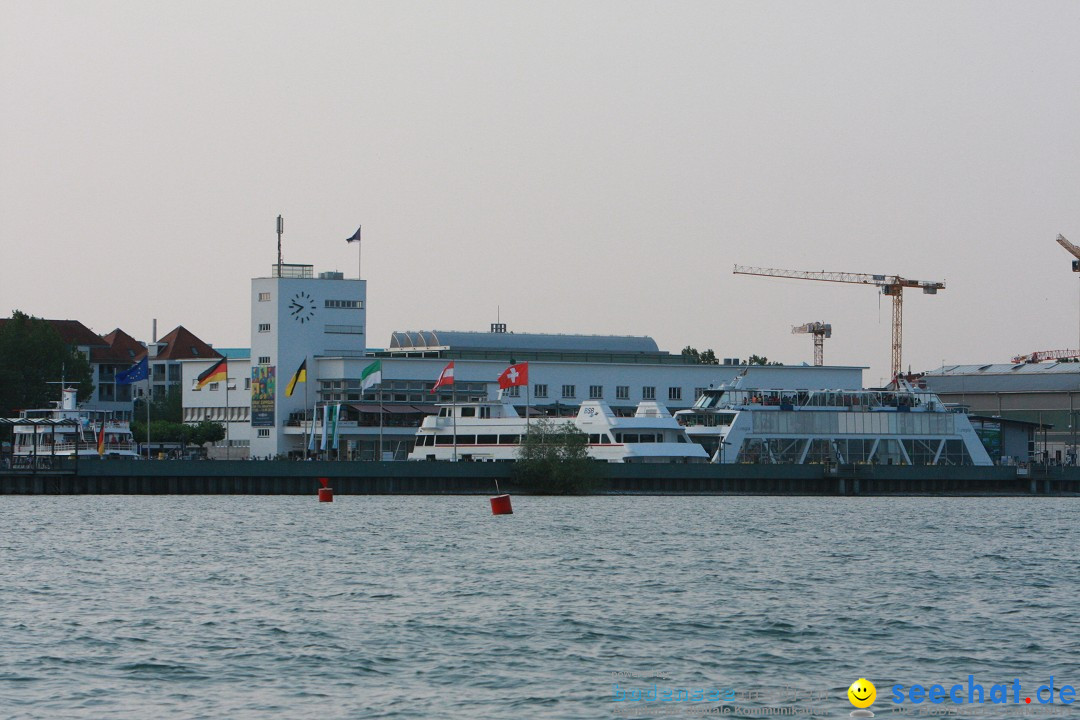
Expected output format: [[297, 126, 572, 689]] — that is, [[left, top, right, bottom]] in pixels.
[[3, 1, 1079, 384]]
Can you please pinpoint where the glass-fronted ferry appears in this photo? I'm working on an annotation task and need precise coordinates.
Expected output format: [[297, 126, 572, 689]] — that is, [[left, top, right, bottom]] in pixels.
[[675, 376, 992, 466]]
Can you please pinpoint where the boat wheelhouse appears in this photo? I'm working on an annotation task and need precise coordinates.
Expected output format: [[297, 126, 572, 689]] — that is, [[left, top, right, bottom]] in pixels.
[[675, 377, 993, 466], [6, 388, 138, 463], [408, 398, 709, 463]]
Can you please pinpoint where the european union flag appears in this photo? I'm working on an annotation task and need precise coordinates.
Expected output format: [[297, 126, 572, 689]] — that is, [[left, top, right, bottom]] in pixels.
[[116, 357, 148, 385]]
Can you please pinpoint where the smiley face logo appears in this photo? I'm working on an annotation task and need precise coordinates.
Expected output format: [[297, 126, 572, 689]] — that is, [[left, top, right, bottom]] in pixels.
[[848, 678, 876, 709]]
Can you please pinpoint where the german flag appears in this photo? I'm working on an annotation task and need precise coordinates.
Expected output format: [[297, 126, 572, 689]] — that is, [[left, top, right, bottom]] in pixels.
[[196, 357, 228, 390]]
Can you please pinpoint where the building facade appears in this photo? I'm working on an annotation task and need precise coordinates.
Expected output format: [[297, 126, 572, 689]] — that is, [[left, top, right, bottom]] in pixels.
[[920, 363, 1080, 464], [248, 264, 367, 459]]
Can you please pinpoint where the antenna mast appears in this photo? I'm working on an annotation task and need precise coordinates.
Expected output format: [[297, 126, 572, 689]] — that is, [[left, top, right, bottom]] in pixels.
[[276, 215, 284, 270]]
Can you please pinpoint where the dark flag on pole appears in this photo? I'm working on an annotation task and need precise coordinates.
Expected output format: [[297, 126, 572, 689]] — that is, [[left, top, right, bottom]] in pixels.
[[346, 226, 361, 243]]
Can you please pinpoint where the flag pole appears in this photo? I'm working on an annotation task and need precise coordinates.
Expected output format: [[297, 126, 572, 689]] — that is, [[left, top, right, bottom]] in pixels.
[[452, 374, 458, 463], [146, 375, 151, 460], [225, 365, 230, 460], [305, 357, 310, 459], [378, 383, 384, 461]]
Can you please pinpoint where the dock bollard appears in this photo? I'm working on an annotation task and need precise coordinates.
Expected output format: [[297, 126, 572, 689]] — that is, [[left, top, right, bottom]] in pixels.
[[318, 477, 333, 502], [490, 494, 513, 515]]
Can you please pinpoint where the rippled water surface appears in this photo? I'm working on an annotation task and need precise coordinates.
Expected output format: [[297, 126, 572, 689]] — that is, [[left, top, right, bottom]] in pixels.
[[1, 496, 1078, 719]]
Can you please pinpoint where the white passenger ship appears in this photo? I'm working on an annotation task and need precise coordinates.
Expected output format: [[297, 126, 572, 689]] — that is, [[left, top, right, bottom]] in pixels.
[[6, 388, 138, 462], [408, 398, 709, 463], [675, 376, 993, 466]]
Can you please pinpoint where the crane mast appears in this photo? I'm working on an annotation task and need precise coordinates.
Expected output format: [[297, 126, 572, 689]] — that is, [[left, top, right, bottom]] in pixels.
[[734, 265, 945, 381], [792, 322, 832, 366]]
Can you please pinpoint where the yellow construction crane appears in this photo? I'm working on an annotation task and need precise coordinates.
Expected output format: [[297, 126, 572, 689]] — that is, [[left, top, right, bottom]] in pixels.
[[734, 265, 945, 381], [1057, 233, 1080, 271], [792, 322, 832, 366]]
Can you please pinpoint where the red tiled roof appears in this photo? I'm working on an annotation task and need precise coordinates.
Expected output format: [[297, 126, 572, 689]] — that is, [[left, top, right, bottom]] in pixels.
[[154, 326, 221, 360], [92, 328, 148, 364]]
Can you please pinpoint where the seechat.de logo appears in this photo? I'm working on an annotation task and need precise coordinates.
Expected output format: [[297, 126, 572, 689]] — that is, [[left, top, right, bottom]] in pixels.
[[891, 676, 1076, 706]]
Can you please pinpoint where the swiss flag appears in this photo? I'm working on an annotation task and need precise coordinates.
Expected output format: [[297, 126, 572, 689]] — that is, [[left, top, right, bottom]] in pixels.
[[497, 362, 528, 389], [431, 361, 455, 392]]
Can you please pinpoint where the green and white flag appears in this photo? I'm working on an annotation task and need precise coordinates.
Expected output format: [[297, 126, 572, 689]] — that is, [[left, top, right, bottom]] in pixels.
[[360, 361, 382, 391]]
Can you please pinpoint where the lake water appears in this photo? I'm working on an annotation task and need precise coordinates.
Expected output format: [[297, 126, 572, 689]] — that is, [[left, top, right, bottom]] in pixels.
[[1, 496, 1078, 719]]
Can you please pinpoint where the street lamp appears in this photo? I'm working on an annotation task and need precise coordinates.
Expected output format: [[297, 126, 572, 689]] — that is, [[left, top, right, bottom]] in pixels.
[[719, 438, 731, 464]]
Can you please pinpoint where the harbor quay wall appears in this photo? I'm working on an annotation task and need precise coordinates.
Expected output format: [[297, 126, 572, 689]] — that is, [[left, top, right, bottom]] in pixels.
[[1, 461, 1079, 496]]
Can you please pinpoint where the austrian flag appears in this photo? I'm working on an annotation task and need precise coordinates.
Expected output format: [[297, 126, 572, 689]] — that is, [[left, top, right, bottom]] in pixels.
[[431, 361, 454, 392], [497, 362, 528, 389]]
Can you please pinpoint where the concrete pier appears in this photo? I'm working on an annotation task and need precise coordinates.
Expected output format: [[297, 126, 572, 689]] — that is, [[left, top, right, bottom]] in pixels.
[[2, 460, 1079, 495]]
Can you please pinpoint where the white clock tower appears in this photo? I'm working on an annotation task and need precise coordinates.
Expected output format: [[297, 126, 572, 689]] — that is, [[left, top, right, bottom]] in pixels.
[[249, 264, 366, 458]]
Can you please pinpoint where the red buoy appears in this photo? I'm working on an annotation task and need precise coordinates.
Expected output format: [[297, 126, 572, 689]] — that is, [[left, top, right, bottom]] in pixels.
[[318, 487, 334, 502], [490, 494, 513, 515]]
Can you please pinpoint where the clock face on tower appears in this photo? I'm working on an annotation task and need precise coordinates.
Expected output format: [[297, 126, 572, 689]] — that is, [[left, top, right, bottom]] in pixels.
[[289, 291, 317, 323]]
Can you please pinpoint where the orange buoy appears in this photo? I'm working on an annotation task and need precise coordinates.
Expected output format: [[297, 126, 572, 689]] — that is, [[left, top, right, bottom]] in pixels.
[[318, 487, 334, 502], [490, 494, 513, 515]]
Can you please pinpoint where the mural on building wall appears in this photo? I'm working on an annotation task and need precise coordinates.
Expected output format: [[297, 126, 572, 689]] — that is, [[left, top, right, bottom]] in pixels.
[[251, 366, 276, 427]]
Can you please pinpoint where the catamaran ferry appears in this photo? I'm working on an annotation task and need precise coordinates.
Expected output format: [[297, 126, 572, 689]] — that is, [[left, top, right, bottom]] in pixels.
[[5, 387, 138, 463], [408, 398, 709, 463], [675, 376, 993, 466]]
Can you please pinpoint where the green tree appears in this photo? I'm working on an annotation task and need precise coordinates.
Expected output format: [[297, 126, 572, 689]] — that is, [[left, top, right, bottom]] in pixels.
[[0, 310, 94, 417], [133, 386, 183, 425], [513, 418, 599, 495], [681, 346, 720, 365], [747, 354, 783, 366], [189, 420, 225, 446]]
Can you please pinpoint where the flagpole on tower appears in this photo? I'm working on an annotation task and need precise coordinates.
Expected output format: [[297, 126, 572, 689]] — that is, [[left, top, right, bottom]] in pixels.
[[346, 226, 362, 279]]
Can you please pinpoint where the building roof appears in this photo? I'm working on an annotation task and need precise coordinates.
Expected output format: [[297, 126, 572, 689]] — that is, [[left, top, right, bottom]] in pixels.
[[928, 363, 1080, 376], [0, 317, 106, 348], [153, 326, 221, 361], [922, 362, 1080, 393], [92, 328, 147, 363], [214, 348, 251, 360], [389, 330, 661, 354]]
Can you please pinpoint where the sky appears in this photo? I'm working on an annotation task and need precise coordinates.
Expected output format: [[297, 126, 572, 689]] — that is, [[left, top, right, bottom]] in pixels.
[[2, 1, 1079, 385]]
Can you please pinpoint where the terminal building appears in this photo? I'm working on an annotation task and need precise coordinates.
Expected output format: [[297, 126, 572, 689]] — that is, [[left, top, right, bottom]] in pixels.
[[182, 260, 864, 459], [920, 363, 1079, 464]]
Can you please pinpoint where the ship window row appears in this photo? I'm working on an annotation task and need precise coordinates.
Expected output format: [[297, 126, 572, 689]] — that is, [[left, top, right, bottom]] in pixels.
[[752, 412, 955, 435], [455, 407, 492, 418], [678, 412, 735, 427], [415, 434, 523, 446], [613, 432, 676, 443]]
